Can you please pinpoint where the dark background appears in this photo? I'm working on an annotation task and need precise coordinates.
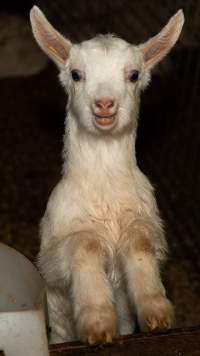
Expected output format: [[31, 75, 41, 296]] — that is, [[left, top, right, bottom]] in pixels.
[[0, 0, 200, 329]]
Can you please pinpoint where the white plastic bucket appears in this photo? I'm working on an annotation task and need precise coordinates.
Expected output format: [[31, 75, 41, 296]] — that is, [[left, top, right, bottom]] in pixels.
[[0, 243, 49, 356]]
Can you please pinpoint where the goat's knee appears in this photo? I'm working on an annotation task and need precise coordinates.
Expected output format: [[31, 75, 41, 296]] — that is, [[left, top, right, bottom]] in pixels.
[[120, 218, 166, 263], [72, 236, 104, 267], [121, 219, 160, 256]]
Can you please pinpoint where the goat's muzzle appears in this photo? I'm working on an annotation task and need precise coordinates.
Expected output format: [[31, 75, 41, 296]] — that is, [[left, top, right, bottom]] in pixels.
[[94, 114, 115, 126]]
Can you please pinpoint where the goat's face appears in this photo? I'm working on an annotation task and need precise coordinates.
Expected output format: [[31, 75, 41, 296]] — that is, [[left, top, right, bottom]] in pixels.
[[60, 36, 147, 135], [30, 6, 184, 136]]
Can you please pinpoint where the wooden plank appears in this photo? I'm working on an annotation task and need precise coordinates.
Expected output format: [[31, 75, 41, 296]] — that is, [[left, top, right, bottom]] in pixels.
[[50, 326, 200, 355]]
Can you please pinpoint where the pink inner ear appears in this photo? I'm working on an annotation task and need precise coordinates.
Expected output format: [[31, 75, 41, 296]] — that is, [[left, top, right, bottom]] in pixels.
[[48, 44, 66, 63], [142, 20, 179, 66], [33, 14, 70, 65], [143, 36, 169, 64], [45, 36, 68, 64], [39, 24, 69, 64]]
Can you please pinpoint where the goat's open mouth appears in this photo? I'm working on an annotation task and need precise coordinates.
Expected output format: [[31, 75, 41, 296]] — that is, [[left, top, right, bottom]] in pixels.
[[94, 114, 115, 126]]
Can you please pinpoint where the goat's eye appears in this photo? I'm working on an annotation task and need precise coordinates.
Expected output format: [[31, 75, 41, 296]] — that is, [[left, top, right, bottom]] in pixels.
[[128, 70, 139, 82], [71, 69, 82, 82]]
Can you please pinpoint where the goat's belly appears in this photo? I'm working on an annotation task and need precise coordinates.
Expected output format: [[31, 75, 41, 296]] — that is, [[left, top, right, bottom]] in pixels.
[[107, 261, 135, 335], [107, 258, 123, 288]]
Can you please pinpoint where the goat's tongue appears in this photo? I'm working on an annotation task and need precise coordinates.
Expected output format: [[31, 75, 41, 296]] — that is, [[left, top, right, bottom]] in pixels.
[[95, 116, 114, 126]]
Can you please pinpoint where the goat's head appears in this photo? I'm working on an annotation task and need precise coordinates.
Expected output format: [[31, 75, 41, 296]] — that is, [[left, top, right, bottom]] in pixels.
[[30, 6, 184, 136]]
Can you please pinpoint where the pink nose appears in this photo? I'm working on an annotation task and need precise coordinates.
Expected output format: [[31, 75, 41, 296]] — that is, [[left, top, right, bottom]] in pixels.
[[95, 97, 114, 111]]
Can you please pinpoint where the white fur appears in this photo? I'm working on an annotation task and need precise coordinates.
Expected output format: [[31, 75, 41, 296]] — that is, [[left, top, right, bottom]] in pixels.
[[30, 7, 184, 344]]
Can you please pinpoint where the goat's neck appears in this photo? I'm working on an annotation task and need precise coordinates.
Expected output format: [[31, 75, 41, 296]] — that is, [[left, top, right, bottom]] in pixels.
[[63, 112, 137, 179]]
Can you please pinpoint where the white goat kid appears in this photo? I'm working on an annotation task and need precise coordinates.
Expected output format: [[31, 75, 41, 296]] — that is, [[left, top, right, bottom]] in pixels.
[[30, 6, 184, 345]]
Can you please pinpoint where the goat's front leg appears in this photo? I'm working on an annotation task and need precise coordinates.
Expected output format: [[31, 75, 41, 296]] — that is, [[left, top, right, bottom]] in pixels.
[[120, 219, 174, 332], [70, 232, 117, 344]]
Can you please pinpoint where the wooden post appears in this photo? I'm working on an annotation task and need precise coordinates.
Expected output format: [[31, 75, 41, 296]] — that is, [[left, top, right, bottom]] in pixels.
[[50, 326, 200, 355]]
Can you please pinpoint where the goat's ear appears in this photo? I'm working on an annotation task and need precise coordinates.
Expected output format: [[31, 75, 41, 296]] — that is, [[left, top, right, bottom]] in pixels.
[[30, 6, 72, 67], [140, 9, 184, 69]]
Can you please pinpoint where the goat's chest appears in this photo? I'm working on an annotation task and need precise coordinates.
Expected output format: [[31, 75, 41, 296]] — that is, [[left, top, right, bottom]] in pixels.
[[85, 195, 136, 287], [80, 179, 138, 243]]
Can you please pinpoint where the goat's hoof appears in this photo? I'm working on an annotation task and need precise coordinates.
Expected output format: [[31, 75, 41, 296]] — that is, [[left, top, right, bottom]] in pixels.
[[78, 306, 117, 345], [138, 295, 174, 332], [87, 331, 113, 345]]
